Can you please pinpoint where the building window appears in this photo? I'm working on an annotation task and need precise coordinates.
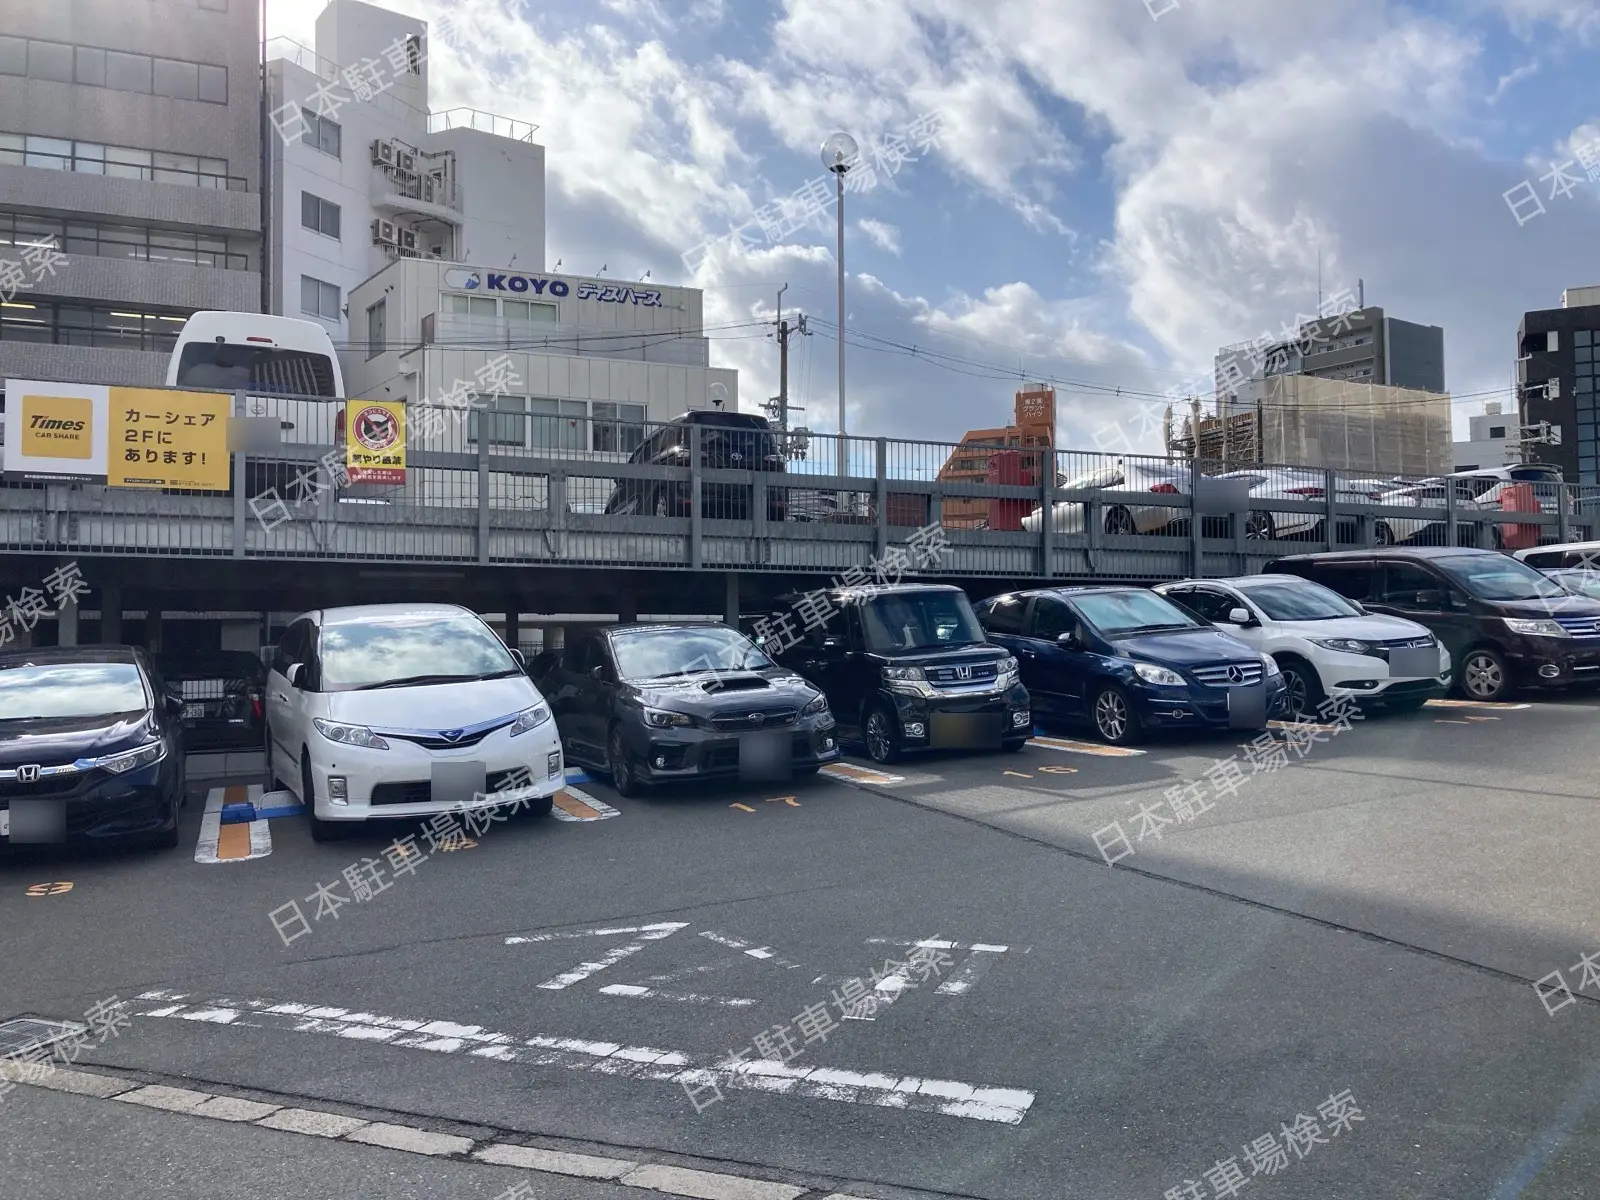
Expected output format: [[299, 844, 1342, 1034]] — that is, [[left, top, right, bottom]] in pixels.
[[300, 108, 341, 159], [0, 131, 231, 188], [300, 275, 340, 321], [405, 34, 422, 74], [300, 191, 341, 239], [365, 299, 385, 360], [443, 292, 499, 317], [1489, 426, 1505, 439], [0, 37, 228, 103], [469, 395, 529, 448], [0, 210, 247, 270], [528, 398, 587, 452], [0, 297, 189, 351], [502, 299, 558, 325], [593, 402, 646, 454]]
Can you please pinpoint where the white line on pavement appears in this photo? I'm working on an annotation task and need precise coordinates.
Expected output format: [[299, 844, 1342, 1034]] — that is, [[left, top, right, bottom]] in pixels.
[[127, 990, 1035, 1124], [598, 984, 758, 1008]]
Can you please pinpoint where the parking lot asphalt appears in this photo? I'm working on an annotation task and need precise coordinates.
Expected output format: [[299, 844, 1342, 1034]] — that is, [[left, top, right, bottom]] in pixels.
[[4, 695, 1600, 1200]]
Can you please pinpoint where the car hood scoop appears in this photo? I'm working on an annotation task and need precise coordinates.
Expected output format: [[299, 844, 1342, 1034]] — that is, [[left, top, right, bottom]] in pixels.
[[699, 674, 770, 693]]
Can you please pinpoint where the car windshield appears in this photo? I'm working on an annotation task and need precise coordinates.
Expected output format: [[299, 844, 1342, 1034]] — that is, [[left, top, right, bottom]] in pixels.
[[610, 626, 773, 679], [1073, 590, 1202, 636], [860, 591, 986, 653], [318, 613, 519, 690], [1235, 579, 1362, 621], [1549, 569, 1600, 599], [0, 662, 147, 720], [1436, 555, 1571, 601]]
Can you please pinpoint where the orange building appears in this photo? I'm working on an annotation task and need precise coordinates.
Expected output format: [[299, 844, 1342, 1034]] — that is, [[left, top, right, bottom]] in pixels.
[[936, 386, 1056, 527]]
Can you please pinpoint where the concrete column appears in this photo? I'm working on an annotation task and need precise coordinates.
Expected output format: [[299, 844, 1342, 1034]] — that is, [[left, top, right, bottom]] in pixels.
[[540, 624, 565, 652], [724, 572, 740, 627], [145, 608, 163, 654], [504, 607, 521, 650], [617, 596, 638, 623], [100, 582, 123, 644], [56, 594, 79, 646]]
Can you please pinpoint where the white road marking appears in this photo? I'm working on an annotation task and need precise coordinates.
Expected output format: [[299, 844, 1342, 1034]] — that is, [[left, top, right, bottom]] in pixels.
[[863, 938, 1023, 997], [128, 990, 1035, 1125], [1424, 698, 1533, 711], [598, 984, 757, 1008], [193, 785, 271, 864], [697, 930, 804, 969], [508, 922, 689, 991], [819, 763, 906, 786], [504, 921, 688, 946], [1025, 735, 1145, 757], [550, 785, 622, 822]]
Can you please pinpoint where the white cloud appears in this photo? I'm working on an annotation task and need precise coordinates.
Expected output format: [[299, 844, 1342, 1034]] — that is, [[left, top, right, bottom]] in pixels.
[[857, 218, 902, 254]]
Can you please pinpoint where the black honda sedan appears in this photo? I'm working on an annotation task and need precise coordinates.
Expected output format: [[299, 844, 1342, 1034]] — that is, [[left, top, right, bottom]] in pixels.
[[0, 646, 187, 849], [532, 623, 840, 795]]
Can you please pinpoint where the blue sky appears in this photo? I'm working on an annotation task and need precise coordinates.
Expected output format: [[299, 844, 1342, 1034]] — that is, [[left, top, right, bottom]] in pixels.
[[271, 0, 1600, 453]]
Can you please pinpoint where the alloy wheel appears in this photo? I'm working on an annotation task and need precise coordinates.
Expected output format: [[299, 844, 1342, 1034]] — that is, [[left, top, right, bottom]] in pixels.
[[1245, 511, 1275, 540], [609, 727, 636, 793], [1462, 651, 1505, 700], [864, 708, 896, 763], [1094, 689, 1129, 742], [1105, 507, 1137, 536]]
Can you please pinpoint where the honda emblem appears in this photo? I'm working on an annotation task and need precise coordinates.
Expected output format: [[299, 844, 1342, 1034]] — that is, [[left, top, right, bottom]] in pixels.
[[954, 665, 972, 680], [17, 764, 40, 783]]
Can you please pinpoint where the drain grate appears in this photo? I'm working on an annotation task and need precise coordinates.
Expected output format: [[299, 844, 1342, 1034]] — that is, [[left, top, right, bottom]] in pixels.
[[0, 1017, 87, 1059]]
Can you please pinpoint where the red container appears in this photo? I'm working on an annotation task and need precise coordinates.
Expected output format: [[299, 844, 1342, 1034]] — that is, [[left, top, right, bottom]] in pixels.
[[1498, 482, 1541, 551]]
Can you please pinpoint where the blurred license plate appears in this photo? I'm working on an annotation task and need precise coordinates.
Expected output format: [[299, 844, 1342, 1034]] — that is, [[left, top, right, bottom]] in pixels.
[[6, 799, 64, 843], [930, 712, 1002, 749], [0, 809, 7, 838], [181, 703, 205, 720], [1389, 646, 1435, 678], [1227, 684, 1266, 729], [738, 730, 790, 781]]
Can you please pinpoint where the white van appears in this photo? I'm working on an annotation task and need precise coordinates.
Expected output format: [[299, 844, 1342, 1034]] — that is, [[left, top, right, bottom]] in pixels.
[[1514, 540, 1600, 569]]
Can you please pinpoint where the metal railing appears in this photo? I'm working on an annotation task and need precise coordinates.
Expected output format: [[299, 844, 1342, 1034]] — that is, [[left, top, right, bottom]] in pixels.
[[0, 146, 248, 191], [4, 394, 1597, 581]]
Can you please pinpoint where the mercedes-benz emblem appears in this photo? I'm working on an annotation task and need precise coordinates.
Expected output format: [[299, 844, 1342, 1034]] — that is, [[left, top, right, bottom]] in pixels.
[[17, 764, 40, 783], [1226, 665, 1245, 684], [748, 713, 765, 725]]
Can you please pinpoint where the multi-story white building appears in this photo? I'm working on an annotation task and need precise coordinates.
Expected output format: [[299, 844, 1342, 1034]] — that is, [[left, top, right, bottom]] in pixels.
[[345, 258, 739, 509], [1454, 402, 1520, 472], [265, 0, 544, 347]]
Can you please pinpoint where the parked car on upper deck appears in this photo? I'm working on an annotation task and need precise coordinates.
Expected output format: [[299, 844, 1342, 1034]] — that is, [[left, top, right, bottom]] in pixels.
[[1021, 462, 1189, 536], [974, 586, 1288, 745], [602, 410, 787, 521]]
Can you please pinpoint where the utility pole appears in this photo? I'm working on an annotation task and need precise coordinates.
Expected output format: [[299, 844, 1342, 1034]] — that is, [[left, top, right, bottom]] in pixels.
[[762, 292, 808, 448]]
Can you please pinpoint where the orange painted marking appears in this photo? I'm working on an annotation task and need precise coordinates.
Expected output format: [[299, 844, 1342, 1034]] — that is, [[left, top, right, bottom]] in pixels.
[[213, 784, 253, 859], [828, 764, 892, 781], [1003, 770, 1033, 779], [553, 790, 602, 820], [26, 882, 73, 897], [730, 803, 756, 813]]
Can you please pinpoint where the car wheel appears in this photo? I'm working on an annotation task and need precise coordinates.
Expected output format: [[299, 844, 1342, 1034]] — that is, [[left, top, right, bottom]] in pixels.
[[1459, 646, 1512, 701], [1374, 521, 1395, 547], [608, 724, 644, 797], [1001, 737, 1029, 752], [1279, 659, 1325, 719], [651, 487, 675, 518], [524, 794, 555, 817], [863, 704, 902, 764], [303, 751, 343, 842], [1244, 510, 1275, 540], [148, 811, 181, 850], [611, 492, 641, 516], [794, 765, 822, 777], [1091, 685, 1142, 745], [1104, 506, 1137, 536]]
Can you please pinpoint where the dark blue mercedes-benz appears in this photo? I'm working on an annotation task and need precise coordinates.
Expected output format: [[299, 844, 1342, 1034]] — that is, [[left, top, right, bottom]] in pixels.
[[973, 586, 1289, 745]]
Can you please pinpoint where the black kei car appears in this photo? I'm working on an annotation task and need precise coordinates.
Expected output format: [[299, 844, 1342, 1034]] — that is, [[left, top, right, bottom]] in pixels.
[[155, 649, 266, 751], [532, 623, 840, 796], [0, 646, 187, 850], [759, 584, 1033, 764], [602, 409, 788, 521]]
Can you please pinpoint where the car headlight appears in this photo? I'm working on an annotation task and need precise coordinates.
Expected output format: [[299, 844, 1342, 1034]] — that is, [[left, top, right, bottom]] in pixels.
[[1134, 662, 1186, 686], [883, 666, 925, 681], [1261, 653, 1281, 677], [643, 707, 693, 728], [1309, 637, 1371, 655], [1504, 617, 1569, 637], [509, 703, 552, 737], [801, 694, 830, 717], [94, 739, 167, 774], [311, 718, 389, 749]]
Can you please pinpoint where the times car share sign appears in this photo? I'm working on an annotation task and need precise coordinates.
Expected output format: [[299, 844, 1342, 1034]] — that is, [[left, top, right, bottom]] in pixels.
[[443, 268, 663, 307]]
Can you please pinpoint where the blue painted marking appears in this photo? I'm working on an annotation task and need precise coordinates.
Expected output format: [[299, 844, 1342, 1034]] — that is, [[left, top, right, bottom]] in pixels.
[[257, 803, 306, 820], [219, 801, 306, 824], [219, 803, 255, 824], [564, 768, 591, 784]]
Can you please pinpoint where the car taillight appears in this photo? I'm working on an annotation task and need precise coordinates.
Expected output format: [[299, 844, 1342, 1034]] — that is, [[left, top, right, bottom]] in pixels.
[[1150, 482, 1179, 494], [1285, 486, 1325, 497], [250, 691, 263, 720]]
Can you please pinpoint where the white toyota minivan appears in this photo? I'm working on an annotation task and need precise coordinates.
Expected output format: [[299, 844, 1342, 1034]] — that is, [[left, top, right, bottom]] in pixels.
[[265, 604, 563, 839]]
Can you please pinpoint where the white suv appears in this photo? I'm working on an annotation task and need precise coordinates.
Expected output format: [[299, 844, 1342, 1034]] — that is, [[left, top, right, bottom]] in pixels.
[[1154, 575, 1449, 716], [266, 603, 564, 840]]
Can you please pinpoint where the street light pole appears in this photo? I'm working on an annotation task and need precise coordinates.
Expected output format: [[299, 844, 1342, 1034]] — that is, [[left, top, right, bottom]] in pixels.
[[821, 132, 858, 491]]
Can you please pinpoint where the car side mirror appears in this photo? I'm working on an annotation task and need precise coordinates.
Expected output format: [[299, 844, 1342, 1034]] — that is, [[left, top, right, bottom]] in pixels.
[[590, 664, 610, 683], [1056, 631, 1080, 649], [285, 662, 304, 688], [821, 636, 843, 653], [1413, 589, 1443, 608], [1227, 607, 1253, 626], [510, 648, 526, 668], [164, 690, 185, 716]]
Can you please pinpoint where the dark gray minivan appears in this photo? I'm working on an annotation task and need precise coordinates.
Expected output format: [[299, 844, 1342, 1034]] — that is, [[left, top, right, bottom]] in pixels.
[[1265, 547, 1600, 701]]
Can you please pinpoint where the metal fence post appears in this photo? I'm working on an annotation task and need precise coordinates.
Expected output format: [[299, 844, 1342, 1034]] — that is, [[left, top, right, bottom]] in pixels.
[[874, 437, 888, 562], [1039, 442, 1054, 578], [1324, 467, 1337, 552], [690, 423, 703, 570], [1559, 482, 1571, 544], [477, 426, 490, 565], [231, 390, 247, 559], [1189, 458, 1202, 578], [1445, 476, 1458, 549]]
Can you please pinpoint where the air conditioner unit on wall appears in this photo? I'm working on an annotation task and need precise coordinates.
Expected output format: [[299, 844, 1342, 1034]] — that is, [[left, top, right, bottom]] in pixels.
[[396, 150, 415, 173], [371, 219, 395, 245], [420, 176, 437, 203], [399, 228, 417, 249], [371, 139, 394, 166]]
